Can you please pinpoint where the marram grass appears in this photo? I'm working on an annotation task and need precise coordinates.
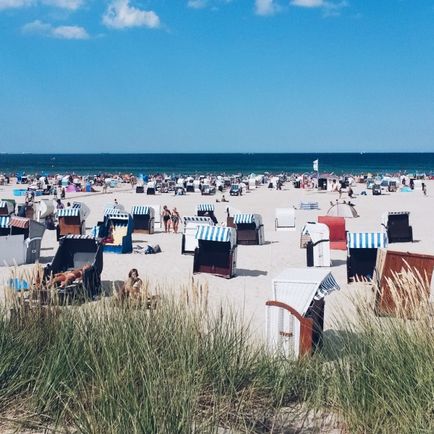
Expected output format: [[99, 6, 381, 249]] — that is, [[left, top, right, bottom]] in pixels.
[[0, 270, 433, 433]]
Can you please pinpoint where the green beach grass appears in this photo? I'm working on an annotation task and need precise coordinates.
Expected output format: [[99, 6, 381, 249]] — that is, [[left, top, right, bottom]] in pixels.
[[0, 275, 433, 433]]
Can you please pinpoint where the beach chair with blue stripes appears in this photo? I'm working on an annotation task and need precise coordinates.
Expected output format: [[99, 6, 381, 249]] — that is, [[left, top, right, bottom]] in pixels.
[[196, 204, 217, 224], [233, 213, 265, 245], [193, 225, 237, 278], [56, 207, 85, 240], [346, 232, 388, 283], [182, 216, 214, 255], [99, 210, 133, 254], [131, 206, 155, 234]]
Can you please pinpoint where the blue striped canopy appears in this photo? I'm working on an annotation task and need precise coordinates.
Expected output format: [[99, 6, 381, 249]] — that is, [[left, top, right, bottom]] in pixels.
[[0, 201, 8, 208], [195, 225, 235, 243], [64, 234, 95, 240], [299, 201, 319, 210], [131, 206, 151, 215], [347, 232, 388, 249], [0, 216, 10, 228], [196, 204, 215, 212], [233, 214, 256, 224], [104, 208, 122, 216], [57, 208, 80, 217], [105, 210, 130, 220], [183, 216, 213, 224], [315, 273, 340, 300]]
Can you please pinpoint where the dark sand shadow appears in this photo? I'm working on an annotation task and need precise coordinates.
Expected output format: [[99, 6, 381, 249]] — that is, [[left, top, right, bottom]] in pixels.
[[331, 259, 347, 267], [263, 241, 279, 245], [236, 268, 268, 277], [38, 256, 54, 264]]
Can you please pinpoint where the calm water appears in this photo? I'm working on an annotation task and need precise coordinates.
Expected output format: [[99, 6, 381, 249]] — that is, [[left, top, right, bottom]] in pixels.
[[0, 153, 433, 175]]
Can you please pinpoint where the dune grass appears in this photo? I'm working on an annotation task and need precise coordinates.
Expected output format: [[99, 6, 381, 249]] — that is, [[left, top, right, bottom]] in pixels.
[[0, 270, 433, 433]]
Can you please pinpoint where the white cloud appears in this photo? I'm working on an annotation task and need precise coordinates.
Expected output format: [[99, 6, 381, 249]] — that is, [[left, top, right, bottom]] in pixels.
[[52, 25, 88, 38], [22, 19, 50, 33], [41, 0, 84, 10], [187, 0, 207, 9], [291, 0, 324, 7], [0, 0, 34, 10], [187, 0, 233, 10], [0, 0, 84, 9], [103, 0, 160, 29], [291, 0, 348, 16], [255, 0, 278, 16], [22, 19, 89, 38]]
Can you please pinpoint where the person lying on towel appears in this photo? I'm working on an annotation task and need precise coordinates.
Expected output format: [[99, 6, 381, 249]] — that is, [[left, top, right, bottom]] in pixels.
[[50, 264, 91, 288]]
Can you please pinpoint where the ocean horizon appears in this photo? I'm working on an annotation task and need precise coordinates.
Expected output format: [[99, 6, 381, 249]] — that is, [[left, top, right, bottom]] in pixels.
[[0, 153, 433, 176]]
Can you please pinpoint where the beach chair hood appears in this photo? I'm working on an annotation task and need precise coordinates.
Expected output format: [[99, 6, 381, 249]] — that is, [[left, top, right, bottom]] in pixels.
[[195, 225, 236, 247]]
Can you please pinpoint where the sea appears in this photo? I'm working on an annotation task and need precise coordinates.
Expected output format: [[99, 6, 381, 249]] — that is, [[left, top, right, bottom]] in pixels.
[[0, 153, 433, 176]]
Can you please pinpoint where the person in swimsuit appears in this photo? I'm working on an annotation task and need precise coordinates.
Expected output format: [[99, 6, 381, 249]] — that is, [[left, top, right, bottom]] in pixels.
[[119, 268, 143, 300], [171, 207, 180, 233], [50, 264, 91, 288], [162, 205, 172, 233]]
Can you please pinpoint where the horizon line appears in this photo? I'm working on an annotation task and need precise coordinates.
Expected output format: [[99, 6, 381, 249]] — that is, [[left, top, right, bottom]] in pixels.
[[1, 152, 433, 155]]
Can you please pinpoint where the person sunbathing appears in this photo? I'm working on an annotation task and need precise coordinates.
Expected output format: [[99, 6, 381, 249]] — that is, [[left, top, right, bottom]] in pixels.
[[119, 268, 143, 300], [50, 264, 91, 288]]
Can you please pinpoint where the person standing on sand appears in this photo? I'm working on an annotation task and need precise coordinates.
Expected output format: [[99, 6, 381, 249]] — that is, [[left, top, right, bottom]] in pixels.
[[162, 205, 172, 233], [171, 207, 180, 233], [422, 182, 427, 196]]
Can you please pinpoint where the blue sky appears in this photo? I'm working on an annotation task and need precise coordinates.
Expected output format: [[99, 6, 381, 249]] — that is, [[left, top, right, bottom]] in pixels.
[[0, 0, 433, 153]]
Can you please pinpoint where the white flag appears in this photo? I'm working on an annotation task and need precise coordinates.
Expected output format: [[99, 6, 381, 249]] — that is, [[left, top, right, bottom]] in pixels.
[[313, 159, 319, 171]]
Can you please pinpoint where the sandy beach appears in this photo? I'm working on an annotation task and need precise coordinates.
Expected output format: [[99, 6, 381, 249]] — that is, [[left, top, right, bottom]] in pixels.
[[1, 180, 433, 336]]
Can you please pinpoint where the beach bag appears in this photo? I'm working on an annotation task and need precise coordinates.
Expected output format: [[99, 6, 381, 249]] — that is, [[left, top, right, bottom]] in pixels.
[[144, 245, 155, 255]]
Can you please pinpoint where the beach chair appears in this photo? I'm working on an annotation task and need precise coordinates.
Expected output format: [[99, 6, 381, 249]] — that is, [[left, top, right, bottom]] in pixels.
[[44, 235, 103, 301], [301, 223, 331, 267], [275, 208, 295, 231], [266, 268, 340, 358], [0, 200, 15, 216], [374, 249, 434, 317], [193, 226, 237, 278], [99, 210, 133, 254], [233, 213, 265, 245], [56, 207, 85, 240], [196, 204, 217, 224], [131, 206, 155, 234], [346, 232, 388, 283], [182, 216, 214, 254], [381, 212, 413, 243], [318, 216, 347, 250]]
